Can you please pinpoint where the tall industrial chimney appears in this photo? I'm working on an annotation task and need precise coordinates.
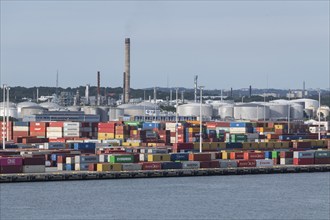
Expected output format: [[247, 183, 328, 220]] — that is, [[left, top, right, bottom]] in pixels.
[[97, 71, 100, 106], [249, 85, 252, 98], [194, 75, 198, 103], [85, 84, 90, 105], [124, 38, 130, 103]]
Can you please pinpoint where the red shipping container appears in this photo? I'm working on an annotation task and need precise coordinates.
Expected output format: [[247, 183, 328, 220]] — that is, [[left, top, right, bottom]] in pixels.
[[23, 157, 45, 165], [244, 152, 265, 160], [230, 152, 244, 160], [209, 160, 220, 168], [293, 141, 312, 149], [141, 162, 162, 170], [237, 160, 256, 167], [88, 163, 97, 171], [189, 153, 211, 161], [0, 157, 23, 166], [30, 122, 49, 127], [200, 161, 211, 168], [280, 152, 293, 158], [293, 158, 314, 165], [172, 143, 194, 152], [0, 165, 23, 174], [314, 158, 330, 164], [98, 127, 115, 133], [49, 122, 64, 127], [13, 131, 29, 136]]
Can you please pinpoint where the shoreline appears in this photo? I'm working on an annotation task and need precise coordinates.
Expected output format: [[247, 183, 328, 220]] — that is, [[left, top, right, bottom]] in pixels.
[[1, 164, 329, 183]]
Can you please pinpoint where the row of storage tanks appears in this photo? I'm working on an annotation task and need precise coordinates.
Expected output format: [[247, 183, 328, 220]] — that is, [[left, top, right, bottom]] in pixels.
[[0, 99, 329, 121]]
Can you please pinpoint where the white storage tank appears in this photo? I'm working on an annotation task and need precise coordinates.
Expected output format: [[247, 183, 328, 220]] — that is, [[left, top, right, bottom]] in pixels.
[[234, 103, 270, 121], [317, 106, 330, 119], [177, 103, 213, 117], [20, 106, 46, 118], [0, 102, 18, 118], [17, 101, 40, 117], [108, 107, 124, 121], [289, 103, 304, 120], [39, 102, 62, 111], [266, 103, 289, 120], [218, 104, 234, 120]]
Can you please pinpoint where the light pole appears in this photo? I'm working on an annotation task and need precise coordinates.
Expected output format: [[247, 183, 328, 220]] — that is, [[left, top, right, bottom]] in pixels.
[[175, 88, 179, 145], [2, 84, 6, 149], [318, 89, 321, 140], [6, 87, 10, 141], [199, 86, 204, 153], [287, 103, 290, 134]]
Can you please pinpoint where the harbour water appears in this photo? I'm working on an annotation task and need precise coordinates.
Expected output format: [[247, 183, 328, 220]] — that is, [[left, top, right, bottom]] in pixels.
[[1, 173, 329, 220]]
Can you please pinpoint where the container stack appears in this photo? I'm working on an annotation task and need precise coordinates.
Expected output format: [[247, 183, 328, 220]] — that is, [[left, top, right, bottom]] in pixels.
[[314, 151, 330, 164], [98, 122, 116, 140], [74, 155, 98, 171], [293, 151, 315, 165], [13, 122, 29, 143], [0, 157, 23, 174], [115, 125, 130, 140], [230, 122, 253, 134], [47, 122, 63, 139], [280, 151, 293, 165], [22, 156, 45, 173], [64, 122, 81, 138], [0, 121, 13, 141], [30, 122, 49, 138]]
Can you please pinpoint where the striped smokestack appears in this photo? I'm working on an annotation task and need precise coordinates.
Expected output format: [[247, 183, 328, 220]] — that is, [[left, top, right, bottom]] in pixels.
[[124, 38, 130, 103]]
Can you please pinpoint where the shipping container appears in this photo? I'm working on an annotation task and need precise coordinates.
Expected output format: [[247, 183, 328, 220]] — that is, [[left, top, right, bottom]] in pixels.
[[0, 157, 23, 166], [109, 155, 134, 163], [170, 153, 189, 161], [122, 163, 142, 171], [181, 161, 200, 169], [0, 165, 23, 174], [74, 155, 98, 163], [293, 151, 315, 159], [243, 152, 265, 160], [141, 162, 162, 170], [148, 154, 171, 162], [189, 153, 211, 161], [218, 160, 238, 168], [293, 158, 314, 165], [256, 159, 273, 167], [75, 163, 90, 171], [161, 162, 182, 169], [280, 158, 293, 165], [97, 163, 111, 172], [237, 160, 256, 167], [23, 165, 45, 173]]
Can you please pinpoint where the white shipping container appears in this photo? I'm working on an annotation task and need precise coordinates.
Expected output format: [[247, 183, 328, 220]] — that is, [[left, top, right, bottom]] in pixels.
[[13, 126, 29, 132], [99, 154, 109, 163], [45, 161, 51, 167], [102, 139, 122, 145], [84, 139, 100, 143], [122, 163, 142, 171], [23, 165, 46, 173], [182, 161, 200, 169], [210, 152, 216, 160], [66, 157, 75, 164], [229, 128, 247, 134], [256, 159, 274, 167], [63, 132, 81, 137], [57, 163, 65, 171], [64, 127, 81, 132], [280, 158, 293, 165], [139, 153, 148, 162], [47, 127, 63, 132], [46, 132, 63, 138], [293, 151, 315, 159], [64, 122, 81, 127], [170, 137, 176, 144]]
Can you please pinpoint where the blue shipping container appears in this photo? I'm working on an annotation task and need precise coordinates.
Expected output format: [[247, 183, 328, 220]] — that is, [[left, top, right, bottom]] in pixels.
[[264, 151, 272, 159], [142, 122, 161, 130], [161, 162, 182, 169], [13, 121, 30, 126], [170, 153, 189, 161], [230, 122, 252, 128], [74, 143, 96, 150], [66, 164, 74, 171], [226, 143, 243, 149]]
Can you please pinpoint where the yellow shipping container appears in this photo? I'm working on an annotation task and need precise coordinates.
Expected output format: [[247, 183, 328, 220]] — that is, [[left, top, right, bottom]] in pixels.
[[221, 151, 231, 160], [275, 125, 283, 129], [132, 130, 138, 135], [148, 154, 171, 162], [98, 133, 115, 140], [193, 143, 200, 150], [97, 163, 111, 172], [130, 142, 140, 147], [122, 142, 131, 147], [110, 163, 122, 171], [188, 127, 200, 132], [210, 143, 219, 150]]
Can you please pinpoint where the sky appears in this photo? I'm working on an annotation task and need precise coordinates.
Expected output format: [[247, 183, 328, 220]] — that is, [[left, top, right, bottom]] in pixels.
[[0, 1, 329, 90]]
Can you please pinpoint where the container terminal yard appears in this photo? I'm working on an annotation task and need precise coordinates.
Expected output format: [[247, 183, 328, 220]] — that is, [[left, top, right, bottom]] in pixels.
[[1, 39, 329, 183]]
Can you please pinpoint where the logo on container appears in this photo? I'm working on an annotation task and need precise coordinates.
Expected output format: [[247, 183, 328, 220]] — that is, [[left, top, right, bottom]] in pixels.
[[7, 158, 16, 165]]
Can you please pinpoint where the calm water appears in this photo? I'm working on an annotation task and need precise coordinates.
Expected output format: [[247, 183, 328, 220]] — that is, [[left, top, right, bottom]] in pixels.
[[1, 173, 329, 220]]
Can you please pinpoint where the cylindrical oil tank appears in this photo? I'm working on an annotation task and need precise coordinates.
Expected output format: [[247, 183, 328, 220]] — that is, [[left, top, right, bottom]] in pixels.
[[20, 106, 45, 118], [124, 105, 160, 117], [83, 106, 107, 121], [98, 107, 109, 122], [108, 107, 124, 121], [234, 103, 270, 121], [266, 103, 289, 120], [291, 99, 319, 110], [218, 104, 234, 120], [289, 103, 304, 120], [177, 103, 213, 117], [210, 101, 234, 117], [17, 101, 40, 117], [0, 102, 18, 118]]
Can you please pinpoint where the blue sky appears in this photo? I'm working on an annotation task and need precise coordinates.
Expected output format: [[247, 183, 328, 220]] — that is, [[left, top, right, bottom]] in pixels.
[[1, 1, 329, 90]]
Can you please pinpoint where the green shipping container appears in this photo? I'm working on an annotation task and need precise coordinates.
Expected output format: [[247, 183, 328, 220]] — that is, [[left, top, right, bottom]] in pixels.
[[315, 151, 330, 158], [272, 151, 280, 159], [109, 155, 134, 163], [124, 121, 141, 127]]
